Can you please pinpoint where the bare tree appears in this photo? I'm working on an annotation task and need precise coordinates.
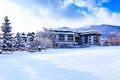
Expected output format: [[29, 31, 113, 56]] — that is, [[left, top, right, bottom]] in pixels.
[[103, 32, 120, 46], [36, 28, 54, 48]]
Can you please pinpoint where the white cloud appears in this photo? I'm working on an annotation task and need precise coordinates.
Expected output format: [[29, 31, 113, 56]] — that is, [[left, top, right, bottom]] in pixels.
[[68, 0, 120, 27], [73, 0, 86, 7], [98, 0, 111, 6], [0, 0, 45, 33], [61, 0, 86, 9], [91, 7, 120, 25], [0, 0, 120, 33], [93, 8, 112, 22], [99, 0, 111, 4], [0, 76, 4, 80]]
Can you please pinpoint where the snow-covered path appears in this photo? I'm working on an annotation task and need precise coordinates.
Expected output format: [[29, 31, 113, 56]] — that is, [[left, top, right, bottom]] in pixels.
[[0, 46, 120, 80]]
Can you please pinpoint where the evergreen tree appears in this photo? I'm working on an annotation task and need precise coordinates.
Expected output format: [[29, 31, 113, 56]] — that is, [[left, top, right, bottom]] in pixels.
[[1, 16, 13, 51], [27, 32, 36, 47], [15, 32, 22, 49]]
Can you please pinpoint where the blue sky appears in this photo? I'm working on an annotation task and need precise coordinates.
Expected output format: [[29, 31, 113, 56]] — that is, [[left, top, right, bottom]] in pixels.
[[102, 0, 120, 12], [0, 0, 120, 33]]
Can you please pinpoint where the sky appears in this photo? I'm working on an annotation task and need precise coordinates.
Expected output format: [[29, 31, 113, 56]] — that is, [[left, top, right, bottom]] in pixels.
[[0, 0, 120, 33]]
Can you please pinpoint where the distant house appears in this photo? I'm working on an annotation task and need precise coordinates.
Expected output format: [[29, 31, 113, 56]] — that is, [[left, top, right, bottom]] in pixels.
[[50, 29, 101, 48]]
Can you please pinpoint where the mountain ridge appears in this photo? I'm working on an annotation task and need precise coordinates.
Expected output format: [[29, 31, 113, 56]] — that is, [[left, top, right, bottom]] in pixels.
[[58, 24, 120, 38]]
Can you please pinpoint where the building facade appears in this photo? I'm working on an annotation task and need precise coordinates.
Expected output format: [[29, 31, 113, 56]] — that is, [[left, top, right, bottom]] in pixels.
[[51, 30, 78, 48], [50, 29, 101, 48], [76, 31, 101, 46]]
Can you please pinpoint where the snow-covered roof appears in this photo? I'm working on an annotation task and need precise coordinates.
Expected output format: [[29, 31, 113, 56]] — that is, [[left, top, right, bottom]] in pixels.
[[50, 29, 101, 35], [19, 33, 28, 37], [51, 27, 74, 32], [78, 30, 101, 35], [51, 32, 76, 35]]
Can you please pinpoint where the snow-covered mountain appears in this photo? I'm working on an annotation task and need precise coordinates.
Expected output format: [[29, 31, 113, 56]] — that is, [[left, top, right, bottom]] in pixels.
[[77, 24, 120, 38], [58, 24, 120, 38], [54, 26, 74, 31]]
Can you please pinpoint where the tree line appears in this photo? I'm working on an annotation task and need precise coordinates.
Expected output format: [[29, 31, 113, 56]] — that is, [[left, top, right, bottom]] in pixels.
[[1, 16, 119, 52], [0, 16, 53, 52]]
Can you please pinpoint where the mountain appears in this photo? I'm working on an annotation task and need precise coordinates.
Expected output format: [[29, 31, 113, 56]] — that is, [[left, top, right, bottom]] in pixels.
[[55, 26, 74, 31], [77, 24, 120, 38], [57, 24, 120, 39]]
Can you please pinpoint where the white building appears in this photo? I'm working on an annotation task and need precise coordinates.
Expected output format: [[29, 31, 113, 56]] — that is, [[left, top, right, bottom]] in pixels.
[[50, 29, 78, 48], [50, 29, 101, 48]]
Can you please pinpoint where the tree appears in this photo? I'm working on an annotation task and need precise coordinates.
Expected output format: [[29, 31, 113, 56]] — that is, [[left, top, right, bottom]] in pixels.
[[36, 28, 54, 48], [1, 16, 13, 51], [27, 32, 36, 47], [0, 34, 3, 50], [43, 27, 56, 47], [103, 32, 120, 46], [14, 32, 23, 49]]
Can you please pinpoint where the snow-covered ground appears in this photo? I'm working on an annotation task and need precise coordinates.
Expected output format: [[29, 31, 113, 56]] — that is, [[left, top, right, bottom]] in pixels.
[[0, 46, 120, 80]]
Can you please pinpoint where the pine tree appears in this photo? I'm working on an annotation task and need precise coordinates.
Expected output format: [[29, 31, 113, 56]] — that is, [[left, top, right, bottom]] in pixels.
[[1, 16, 13, 51], [15, 32, 22, 49], [27, 32, 36, 47]]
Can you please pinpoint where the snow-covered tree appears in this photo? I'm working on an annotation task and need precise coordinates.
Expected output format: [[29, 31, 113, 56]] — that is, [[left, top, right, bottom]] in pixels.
[[36, 29, 53, 48], [103, 32, 120, 46], [35, 31, 43, 46], [14, 32, 23, 49], [0, 34, 3, 50], [27, 32, 36, 47], [1, 16, 13, 51], [43, 27, 56, 47]]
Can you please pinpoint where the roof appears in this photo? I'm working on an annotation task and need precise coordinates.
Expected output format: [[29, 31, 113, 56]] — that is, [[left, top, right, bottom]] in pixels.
[[78, 30, 101, 35], [19, 33, 28, 37], [50, 29, 101, 35], [50, 27, 75, 32], [50, 29, 76, 35]]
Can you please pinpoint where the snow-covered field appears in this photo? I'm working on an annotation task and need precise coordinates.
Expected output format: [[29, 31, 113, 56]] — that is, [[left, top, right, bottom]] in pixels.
[[0, 46, 120, 80]]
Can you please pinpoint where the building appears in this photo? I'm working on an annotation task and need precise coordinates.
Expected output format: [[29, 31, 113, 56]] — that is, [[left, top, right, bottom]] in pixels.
[[50, 29, 78, 48], [76, 31, 101, 46], [50, 29, 101, 48]]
